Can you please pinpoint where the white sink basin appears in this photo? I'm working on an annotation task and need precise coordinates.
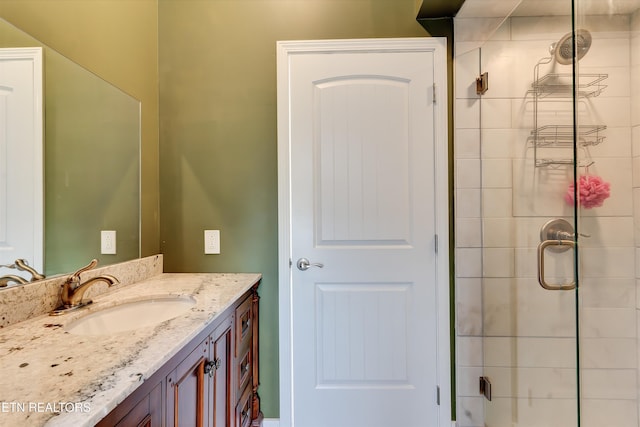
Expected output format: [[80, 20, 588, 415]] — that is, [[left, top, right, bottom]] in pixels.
[[65, 295, 196, 335]]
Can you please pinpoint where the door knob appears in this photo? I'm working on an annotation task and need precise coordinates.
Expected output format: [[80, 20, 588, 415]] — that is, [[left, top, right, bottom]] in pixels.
[[296, 258, 324, 271]]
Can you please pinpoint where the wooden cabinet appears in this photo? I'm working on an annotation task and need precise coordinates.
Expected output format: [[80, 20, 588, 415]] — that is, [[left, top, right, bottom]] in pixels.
[[234, 288, 262, 427], [166, 336, 210, 426], [211, 318, 232, 427], [113, 383, 162, 427], [97, 283, 261, 427]]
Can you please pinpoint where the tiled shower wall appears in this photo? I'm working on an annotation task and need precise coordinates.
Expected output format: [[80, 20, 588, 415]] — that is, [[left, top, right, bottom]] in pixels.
[[455, 14, 639, 427]]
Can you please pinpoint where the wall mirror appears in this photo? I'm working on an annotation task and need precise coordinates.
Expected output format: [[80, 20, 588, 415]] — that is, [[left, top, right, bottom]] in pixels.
[[0, 17, 140, 285]]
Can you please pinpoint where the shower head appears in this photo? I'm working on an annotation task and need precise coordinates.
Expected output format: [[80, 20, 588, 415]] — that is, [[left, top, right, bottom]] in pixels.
[[549, 29, 592, 65]]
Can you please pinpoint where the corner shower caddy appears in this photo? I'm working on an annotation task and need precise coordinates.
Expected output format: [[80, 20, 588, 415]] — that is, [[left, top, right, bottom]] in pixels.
[[531, 56, 608, 167]]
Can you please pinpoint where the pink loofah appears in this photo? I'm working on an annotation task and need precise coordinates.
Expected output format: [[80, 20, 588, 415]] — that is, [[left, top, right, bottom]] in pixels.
[[565, 174, 611, 209]]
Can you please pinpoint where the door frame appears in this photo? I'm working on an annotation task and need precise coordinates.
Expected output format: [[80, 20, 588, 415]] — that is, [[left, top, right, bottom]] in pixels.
[[276, 38, 451, 426]]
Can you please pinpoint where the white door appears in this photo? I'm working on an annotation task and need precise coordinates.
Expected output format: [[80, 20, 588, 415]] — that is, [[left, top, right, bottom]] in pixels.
[[0, 48, 43, 277], [277, 39, 450, 427]]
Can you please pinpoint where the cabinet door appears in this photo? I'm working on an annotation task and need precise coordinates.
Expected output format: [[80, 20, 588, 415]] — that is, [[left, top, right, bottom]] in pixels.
[[113, 383, 162, 427], [167, 339, 210, 427], [211, 317, 233, 427]]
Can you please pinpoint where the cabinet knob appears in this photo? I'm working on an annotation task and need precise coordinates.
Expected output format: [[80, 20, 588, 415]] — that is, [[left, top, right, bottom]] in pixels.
[[204, 358, 222, 377]]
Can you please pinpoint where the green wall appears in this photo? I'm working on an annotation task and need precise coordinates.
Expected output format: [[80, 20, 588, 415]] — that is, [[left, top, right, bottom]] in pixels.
[[158, 0, 428, 417]]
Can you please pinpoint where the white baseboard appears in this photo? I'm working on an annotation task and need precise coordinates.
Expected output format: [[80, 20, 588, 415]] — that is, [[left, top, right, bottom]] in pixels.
[[262, 418, 453, 427]]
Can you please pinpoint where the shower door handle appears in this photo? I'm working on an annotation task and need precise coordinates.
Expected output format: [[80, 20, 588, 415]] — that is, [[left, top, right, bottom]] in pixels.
[[537, 239, 576, 291]]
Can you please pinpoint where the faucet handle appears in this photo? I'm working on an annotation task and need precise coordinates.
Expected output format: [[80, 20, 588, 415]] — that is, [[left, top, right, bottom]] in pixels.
[[68, 259, 98, 283]]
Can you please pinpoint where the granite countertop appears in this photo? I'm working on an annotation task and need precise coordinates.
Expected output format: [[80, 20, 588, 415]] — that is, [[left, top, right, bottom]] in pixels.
[[0, 272, 261, 427]]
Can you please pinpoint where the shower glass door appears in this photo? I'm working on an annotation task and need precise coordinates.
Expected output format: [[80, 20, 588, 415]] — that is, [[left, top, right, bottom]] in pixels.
[[470, 0, 638, 425], [573, 0, 638, 426], [477, 0, 582, 425]]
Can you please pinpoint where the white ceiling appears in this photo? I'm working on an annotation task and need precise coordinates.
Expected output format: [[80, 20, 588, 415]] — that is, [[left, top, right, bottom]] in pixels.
[[457, 0, 640, 18]]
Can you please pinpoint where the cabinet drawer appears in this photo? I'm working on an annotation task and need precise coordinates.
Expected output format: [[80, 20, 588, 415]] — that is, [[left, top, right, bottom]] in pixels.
[[235, 295, 252, 356], [237, 346, 252, 396], [235, 384, 252, 427]]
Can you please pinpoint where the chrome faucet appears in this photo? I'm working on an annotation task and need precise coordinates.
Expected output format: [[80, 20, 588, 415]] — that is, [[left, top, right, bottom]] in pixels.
[[60, 259, 118, 308], [0, 275, 28, 287]]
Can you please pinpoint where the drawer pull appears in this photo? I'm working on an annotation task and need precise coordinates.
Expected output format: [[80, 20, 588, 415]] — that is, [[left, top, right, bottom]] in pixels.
[[241, 318, 251, 335]]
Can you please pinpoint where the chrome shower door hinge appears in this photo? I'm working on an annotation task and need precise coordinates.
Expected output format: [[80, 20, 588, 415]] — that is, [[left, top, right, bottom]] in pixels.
[[479, 376, 492, 401]]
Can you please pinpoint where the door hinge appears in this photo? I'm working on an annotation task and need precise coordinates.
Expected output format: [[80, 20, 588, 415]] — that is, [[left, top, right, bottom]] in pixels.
[[479, 376, 492, 401], [476, 72, 489, 95], [436, 385, 440, 405], [434, 234, 438, 253], [432, 83, 437, 104]]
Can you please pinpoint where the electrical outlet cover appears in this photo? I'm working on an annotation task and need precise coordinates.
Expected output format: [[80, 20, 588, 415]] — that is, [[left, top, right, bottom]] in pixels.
[[101, 230, 116, 254], [204, 230, 220, 254]]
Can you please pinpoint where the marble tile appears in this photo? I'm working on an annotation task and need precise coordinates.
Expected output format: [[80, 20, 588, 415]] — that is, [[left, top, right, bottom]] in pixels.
[[581, 369, 637, 400], [482, 159, 512, 188], [585, 66, 630, 99], [457, 366, 484, 396], [480, 129, 529, 160], [483, 366, 577, 398], [456, 128, 481, 159], [482, 189, 513, 218], [581, 278, 635, 309], [579, 217, 635, 248], [483, 277, 575, 337], [456, 248, 483, 278], [456, 278, 483, 336], [483, 336, 576, 368], [456, 218, 483, 248], [456, 98, 481, 129], [632, 126, 640, 157], [482, 218, 515, 247], [586, 126, 631, 158], [482, 248, 514, 277], [580, 308, 636, 338], [456, 159, 482, 189], [457, 336, 483, 367], [457, 189, 482, 218], [456, 396, 484, 427], [510, 16, 573, 41], [484, 397, 577, 427], [455, 48, 481, 99], [580, 247, 635, 278], [580, 338, 637, 369], [480, 99, 512, 130], [454, 17, 506, 47], [581, 399, 639, 427]]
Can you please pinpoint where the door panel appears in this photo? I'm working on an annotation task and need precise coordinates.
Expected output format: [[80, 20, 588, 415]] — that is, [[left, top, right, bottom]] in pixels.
[[287, 46, 440, 427]]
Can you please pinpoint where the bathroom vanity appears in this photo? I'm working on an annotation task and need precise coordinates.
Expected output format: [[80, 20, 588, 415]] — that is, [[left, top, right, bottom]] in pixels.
[[0, 260, 262, 427], [96, 278, 262, 427]]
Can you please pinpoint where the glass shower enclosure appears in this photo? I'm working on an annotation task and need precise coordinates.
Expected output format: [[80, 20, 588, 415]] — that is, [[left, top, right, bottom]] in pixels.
[[454, 0, 638, 426]]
